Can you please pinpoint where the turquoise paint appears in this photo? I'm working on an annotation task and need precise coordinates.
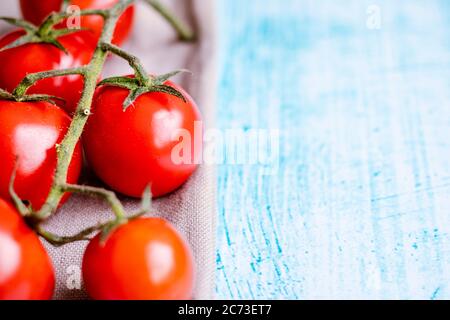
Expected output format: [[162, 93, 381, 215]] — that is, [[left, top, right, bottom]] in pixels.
[[216, 0, 450, 299]]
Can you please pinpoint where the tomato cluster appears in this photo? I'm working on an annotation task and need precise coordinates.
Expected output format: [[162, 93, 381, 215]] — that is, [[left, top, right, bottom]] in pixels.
[[0, 1, 199, 300]]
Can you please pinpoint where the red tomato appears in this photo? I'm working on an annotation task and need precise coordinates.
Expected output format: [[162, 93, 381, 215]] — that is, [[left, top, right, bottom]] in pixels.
[[0, 30, 96, 115], [83, 218, 195, 300], [19, 0, 135, 45], [83, 80, 202, 198], [0, 100, 82, 210], [0, 198, 55, 300]]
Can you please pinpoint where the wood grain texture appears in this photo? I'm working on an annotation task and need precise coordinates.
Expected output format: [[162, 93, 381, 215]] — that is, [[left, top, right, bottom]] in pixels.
[[215, 0, 450, 299]]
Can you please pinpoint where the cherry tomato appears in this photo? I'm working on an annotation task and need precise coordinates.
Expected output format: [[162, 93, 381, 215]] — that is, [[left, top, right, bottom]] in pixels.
[[83, 218, 195, 300], [83, 80, 202, 198], [0, 198, 55, 300], [0, 100, 82, 210], [19, 0, 135, 45], [0, 30, 96, 115]]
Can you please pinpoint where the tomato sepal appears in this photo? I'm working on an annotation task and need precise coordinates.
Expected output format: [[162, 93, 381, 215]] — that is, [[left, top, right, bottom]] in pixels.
[[0, 88, 66, 107], [97, 76, 141, 90], [0, 32, 40, 52], [0, 16, 37, 31], [8, 159, 35, 218], [99, 186, 152, 244], [0, 16, 89, 53], [98, 70, 190, 110], [0, 88, 14, 100]]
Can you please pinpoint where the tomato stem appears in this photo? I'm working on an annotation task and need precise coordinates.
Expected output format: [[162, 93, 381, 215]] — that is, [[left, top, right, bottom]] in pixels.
[[8, 160, 32, 217], [144, 0, 196, 42], [61, 184, 127, 220], [61, 0, 72, 12], [38, 10, 108, 38], [35, 222, 107, 247], [35, 0, 134, 221], [34, 185, 152, 246], [12, 67, 87, 98], [100, 42, 151, 86]]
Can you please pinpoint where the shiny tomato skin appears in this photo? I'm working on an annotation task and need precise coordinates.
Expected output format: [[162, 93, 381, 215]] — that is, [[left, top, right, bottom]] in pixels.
[[0, 198, 55, 300], [0, 101, 82, 210], [19, 0, 135, 45], [0, 30, 96, 115], [83, 80, 202, 198], [82, 218, 195, 300]]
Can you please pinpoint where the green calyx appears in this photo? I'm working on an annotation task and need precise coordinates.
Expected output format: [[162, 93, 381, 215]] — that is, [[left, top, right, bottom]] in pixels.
[[0, 88, 65, 106], [99, 185, 153, 245], [98, 70, 191, 110], [0, 16, 83, 53]]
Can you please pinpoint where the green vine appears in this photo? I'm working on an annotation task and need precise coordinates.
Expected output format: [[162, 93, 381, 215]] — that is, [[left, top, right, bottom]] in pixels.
[[144, 0, 196, 41]]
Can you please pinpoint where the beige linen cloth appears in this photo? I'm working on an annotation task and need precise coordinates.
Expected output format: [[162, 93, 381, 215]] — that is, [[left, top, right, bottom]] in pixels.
[[0, 0, 217, 299]]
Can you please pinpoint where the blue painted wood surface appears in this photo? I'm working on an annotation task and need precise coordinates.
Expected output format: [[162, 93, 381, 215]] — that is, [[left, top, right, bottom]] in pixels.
[[215, 0, 450, 299]]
